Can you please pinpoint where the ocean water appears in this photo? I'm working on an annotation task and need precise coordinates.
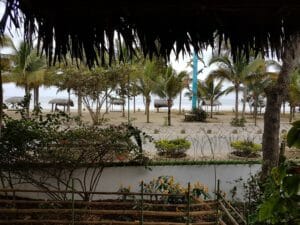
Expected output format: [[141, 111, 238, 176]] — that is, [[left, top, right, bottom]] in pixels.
[[2, 83, 275, 113]]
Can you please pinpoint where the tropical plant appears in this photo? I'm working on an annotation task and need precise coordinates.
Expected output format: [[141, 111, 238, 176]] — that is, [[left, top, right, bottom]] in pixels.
[[142, 176, 210, 203], [0, 34, 14, 137], [136, 59, 164, 123], [184, 108, 208, 122], [287, 69, 300, 122], [287, 120, 300, 148], [199, 78, 227, 118], [257, 162, 300, 225], [155, 138, 191, 158], [230, 140, 262, 157], [155, 66, 187, 125], [208, 54, 267, 120], [10, 41, 45, 115]]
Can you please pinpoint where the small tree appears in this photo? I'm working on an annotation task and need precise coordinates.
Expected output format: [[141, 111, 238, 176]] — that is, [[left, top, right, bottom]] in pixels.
[[155, 66, 186, 126]]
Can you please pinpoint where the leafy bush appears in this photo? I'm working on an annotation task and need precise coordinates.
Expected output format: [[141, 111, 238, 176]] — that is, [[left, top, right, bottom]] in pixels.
[[258, 162, 300, 225], [155, 138, 191, 158], [142, 176, 210, 203], [184, 109, 207, 122], [287, 120, 300, 148], [230, 140, 261, 157], [230, 117, 246, 127]]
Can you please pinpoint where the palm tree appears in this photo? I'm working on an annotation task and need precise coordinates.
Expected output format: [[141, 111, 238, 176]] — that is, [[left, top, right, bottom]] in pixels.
[[0, 35, 14, 137], [155, 66, 186, 126], [244, 59, 278, 125], [11, 41, 45, 116], [287, 69, 300, 122], [136, 59, 163, 123], [208, 55, 248, 120], [199, 78, 227, 118]]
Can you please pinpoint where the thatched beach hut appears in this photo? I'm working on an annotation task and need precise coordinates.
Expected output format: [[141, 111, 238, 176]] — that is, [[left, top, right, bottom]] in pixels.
[[5, 97, 24, 109], [48, 98, 74, 112]]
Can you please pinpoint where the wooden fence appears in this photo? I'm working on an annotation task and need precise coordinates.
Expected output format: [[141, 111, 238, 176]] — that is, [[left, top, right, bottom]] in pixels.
[[0, 180, 246, 225], [0, 183, 217, 225]]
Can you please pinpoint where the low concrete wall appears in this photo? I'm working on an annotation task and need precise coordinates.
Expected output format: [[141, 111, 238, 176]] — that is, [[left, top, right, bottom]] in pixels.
[[1, 164, 260, 201]]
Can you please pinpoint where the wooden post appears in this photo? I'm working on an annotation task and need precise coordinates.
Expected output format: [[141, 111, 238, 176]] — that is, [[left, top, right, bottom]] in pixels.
[[216, 179, 220, 225], [71, 179, 75, 225], [186, 182, 191, 225], [140, 181, 144, 225]]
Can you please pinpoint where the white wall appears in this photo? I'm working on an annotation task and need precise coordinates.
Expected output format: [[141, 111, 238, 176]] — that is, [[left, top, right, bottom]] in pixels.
[[2, 164, 261, 201]]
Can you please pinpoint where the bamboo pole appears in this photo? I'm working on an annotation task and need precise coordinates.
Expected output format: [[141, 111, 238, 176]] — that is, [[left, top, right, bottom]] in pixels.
[[72, 179, 75, 225], [140, 181, 144, 225], [0, 199, 216, 208], [186, 182, 191, 225], [218, 201, 239, 225], [0, 220, 216, 225], [0, 208, 216, 217]]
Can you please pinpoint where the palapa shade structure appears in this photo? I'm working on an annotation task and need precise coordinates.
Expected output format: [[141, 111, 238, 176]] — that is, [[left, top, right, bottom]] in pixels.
[[2, 0, 300, 176], [1, 1, 300, 66], [48, 98, 74, 112]]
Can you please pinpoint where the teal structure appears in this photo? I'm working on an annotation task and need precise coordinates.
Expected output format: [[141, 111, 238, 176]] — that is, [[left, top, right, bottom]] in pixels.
[[192, 52, 198, 109]]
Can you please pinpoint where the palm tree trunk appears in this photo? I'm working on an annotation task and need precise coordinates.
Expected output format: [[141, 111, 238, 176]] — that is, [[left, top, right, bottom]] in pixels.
[[146, 96, 150, 123], [179, 90, 182, 114], [167, 98, 172, 126], [67, 88, 70, 114], [0, 65, 3, 137], [33, 86, 39, 110], [262, 35, 300, 179], [289, 105, 293, 123], [133, 95, 136, 113], [77, 90, 82, 117], [235, 84, 239, 120], [242, 86, 247, 118], [254, 96, 258, 126], [210, 99, 213, 118], [105, 88, 109, 113], [24, 84, 30, 117]]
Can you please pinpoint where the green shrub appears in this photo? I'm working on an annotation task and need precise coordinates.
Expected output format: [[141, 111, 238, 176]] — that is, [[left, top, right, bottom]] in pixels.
[[230, 140, 262, 157], [155, 138, 191, 158], [184, 109, 207, 122], [142, 176, 210, 203], [230, 117, 246, 127]]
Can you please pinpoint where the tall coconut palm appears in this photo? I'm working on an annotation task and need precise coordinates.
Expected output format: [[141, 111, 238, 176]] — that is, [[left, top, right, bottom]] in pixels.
[[245, 59, 278, 125], [11, 41, 45, 116], [199, 78, 227, 118], [155, 66, 186, 126], [136, 59, 163, 123], [208, 55, 248, 120], [0, 35, 14, 137], [287, 69, 300, 122]]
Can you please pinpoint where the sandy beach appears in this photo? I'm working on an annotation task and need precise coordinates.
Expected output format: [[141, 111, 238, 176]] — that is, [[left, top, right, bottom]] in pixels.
[[5, 108, 299, 161]]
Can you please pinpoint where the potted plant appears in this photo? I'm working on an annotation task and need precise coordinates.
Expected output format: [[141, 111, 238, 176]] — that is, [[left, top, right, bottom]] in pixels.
[[229, 140, 262, 159], [155, 138, 191, 158]]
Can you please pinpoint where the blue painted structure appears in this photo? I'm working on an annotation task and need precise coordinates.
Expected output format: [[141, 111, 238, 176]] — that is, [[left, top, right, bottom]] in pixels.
[[192, 52, 198, 109]]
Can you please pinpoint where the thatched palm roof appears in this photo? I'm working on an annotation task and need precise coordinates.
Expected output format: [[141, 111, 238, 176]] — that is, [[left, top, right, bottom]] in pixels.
[[48, 98, 74, 106], [5, 96, 23, 104], [2, 1, 300, 66]]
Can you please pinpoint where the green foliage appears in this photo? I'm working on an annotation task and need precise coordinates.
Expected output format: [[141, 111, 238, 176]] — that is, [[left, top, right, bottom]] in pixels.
[[184, 109, 208, 122], [230, 140, 261, 158], [0, 110, 148, 165], [287, 120, 300, 148], [142, 176, 210, 203], [155, 138, 191, 158], [258, 162, 300, 225], [231, 140, 262, 154], [230, 117, 246, 127]]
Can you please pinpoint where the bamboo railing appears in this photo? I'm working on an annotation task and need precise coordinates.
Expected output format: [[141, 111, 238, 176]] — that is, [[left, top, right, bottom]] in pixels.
[[0, 184, 217, 225]]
